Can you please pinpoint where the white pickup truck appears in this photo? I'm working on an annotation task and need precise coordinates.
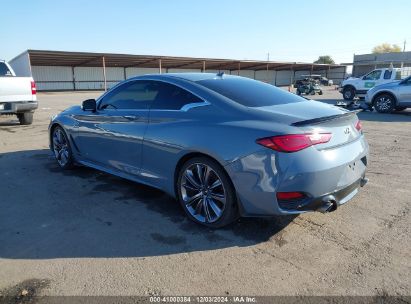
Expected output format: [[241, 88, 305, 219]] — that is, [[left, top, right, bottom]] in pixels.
[[339, 68, 410, 101], [0, 60, 38, 125]]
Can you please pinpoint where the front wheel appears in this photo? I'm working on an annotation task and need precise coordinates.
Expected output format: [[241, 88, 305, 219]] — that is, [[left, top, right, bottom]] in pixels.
[[374, 94, 396, 113], [342, 86, 355, 101], [52, 126, 74, 169], [177, 157, 238, 228]]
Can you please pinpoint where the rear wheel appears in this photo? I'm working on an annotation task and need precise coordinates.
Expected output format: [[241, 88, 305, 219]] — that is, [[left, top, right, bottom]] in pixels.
[[177, 157, 238, 228], [17, 112, 33, 125], [342, 86, 355, 101], [52, 126, 74, 169], [318, 90, 323, 95], [374, 93, 396, 113]]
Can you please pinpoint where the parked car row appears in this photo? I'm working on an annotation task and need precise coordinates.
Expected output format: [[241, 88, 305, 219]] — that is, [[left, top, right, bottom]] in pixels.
[[337, 67, 411, 113]]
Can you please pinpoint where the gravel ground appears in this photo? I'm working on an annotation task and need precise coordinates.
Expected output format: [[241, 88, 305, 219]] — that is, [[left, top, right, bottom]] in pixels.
[[0, 87, 410, 298]]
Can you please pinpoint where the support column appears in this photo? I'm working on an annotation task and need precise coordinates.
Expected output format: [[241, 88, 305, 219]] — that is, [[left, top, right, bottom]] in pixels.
[[202, 61, 206, 73], [72, 66, 76, 91], [237, 62, 241, 76], [123, 67, 127, 80], [102, 56, 107, 91], [159, 59, 162, 74]]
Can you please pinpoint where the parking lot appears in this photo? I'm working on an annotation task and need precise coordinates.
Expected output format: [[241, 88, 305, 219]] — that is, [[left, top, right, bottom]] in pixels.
[[0, 87, 410, 297]]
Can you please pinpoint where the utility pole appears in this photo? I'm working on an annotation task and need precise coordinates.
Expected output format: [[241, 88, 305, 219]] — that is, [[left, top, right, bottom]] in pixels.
[[403, 40, 407, 52]]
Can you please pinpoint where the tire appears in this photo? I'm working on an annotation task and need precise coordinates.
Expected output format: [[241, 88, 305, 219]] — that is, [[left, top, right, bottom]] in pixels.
[[51, 126, 74, 169], [318, 90, 323, 95], [296, 89, 301, 96], [395, 106, 407, 111], [374, 93, 396, 113], [17, 112, 33, 125], [342, 86, 355, 101], [177, 156, 238, 228]]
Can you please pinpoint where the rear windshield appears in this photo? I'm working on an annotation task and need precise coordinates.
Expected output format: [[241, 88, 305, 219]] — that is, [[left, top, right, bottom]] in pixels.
[[197, 77, 302, 107], [0, 62, 12, 76]]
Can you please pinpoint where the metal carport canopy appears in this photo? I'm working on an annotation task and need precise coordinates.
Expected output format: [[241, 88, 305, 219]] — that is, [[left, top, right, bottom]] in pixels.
[[26, 50, 344, 71]]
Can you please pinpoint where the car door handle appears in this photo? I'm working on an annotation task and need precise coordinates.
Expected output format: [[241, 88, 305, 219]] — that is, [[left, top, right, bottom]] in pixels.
[[122, 115, 140, 121]]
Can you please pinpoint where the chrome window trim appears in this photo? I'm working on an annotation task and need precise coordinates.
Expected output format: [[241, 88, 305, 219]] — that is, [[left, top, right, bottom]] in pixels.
[[96, 76, 211, 112]]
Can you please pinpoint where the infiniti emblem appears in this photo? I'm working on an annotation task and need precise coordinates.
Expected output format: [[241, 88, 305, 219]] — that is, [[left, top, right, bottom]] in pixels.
[[344, 127, 351, 135]]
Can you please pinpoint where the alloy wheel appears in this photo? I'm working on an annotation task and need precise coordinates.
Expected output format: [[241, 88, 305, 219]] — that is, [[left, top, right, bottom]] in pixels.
[[53, 128, 70, 167], [376, 96, 392, 111], [180, 163, 226, 223]]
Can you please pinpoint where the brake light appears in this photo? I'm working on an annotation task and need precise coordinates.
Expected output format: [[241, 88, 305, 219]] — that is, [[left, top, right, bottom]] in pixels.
[[31, 81, 36, 95], [256, 133, 332, 152], [276, 192, 306, 200], [355, 120, 362, 132]]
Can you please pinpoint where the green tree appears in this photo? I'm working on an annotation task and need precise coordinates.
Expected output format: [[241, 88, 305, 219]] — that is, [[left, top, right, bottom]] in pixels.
[[314, 55, 335, 64], [372, 43, 401, 54]]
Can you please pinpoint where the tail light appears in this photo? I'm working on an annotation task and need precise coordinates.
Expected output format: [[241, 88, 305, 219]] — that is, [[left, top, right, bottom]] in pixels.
[[256, 133, 332, 153], [276, 191, 306, 201], [31, 81, 36, 95], [355, 120, 362, 132]]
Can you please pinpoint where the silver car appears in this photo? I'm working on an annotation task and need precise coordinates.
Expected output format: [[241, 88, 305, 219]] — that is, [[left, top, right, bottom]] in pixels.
[[365, 75, 411, 113], [49, 73, 369, 228]]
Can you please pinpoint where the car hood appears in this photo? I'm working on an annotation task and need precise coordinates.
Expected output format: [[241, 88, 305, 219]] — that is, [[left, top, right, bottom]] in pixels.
[[252, 99, 347, 125], [371, 81, 401, 90], [61, 105, 82, 115]]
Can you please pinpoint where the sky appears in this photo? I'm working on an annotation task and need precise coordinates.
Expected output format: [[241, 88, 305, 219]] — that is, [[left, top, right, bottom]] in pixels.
[[1, 0, 410, 64]]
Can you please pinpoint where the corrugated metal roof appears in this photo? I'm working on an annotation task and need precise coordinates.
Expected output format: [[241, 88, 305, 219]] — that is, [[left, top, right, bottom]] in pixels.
[[20, 49, 345, 71]]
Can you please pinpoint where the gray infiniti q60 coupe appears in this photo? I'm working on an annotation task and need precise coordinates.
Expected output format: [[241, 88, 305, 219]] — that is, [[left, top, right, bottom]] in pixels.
[[49, 73, 369, 228]]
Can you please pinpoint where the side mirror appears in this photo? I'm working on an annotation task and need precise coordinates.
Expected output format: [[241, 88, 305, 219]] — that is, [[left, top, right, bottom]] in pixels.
[[82, 99, 96, 112]]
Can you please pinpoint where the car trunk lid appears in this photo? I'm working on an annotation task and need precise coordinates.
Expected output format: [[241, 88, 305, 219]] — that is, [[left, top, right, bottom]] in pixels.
[[255, 100, 362, 149]]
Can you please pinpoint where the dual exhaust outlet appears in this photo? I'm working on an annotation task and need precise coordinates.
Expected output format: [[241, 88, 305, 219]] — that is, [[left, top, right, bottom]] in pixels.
[[318, 177, 368, 213]]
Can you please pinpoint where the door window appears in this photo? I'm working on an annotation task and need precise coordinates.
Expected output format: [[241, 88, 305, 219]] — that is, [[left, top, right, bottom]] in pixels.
[[99, 81, 159, 110], [151, 82, 204, 110], [0, 62, 12, 76], [383, 70, 392, 79], [363, 70, 382, 81]]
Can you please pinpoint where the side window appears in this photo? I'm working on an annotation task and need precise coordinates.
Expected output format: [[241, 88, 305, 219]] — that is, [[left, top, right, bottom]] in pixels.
[[363, 70, 382, 81], [99, 81, 159, 110], [0, 62, 12, 76], [383, 70, 392, 80], [151, 82, 203, 110]]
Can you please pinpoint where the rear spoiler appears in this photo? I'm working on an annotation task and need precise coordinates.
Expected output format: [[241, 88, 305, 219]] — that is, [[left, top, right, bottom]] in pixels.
[[291, 110, 361, 127]]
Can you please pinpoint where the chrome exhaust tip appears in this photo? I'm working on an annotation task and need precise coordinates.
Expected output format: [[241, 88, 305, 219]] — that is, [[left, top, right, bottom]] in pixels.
[[360, 177, 369, 187], [318, 195, 338, 213]]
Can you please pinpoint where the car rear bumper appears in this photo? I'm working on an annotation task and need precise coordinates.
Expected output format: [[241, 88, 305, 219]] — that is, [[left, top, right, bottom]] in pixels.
[[225, 135, 369, 216], [0, 101, 38, 114]]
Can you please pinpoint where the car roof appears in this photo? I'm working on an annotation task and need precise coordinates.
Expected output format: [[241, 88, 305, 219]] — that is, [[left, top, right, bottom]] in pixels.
[[130, 72, 239, 83]]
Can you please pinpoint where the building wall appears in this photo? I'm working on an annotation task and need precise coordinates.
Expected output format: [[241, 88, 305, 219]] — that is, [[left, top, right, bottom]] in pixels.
[[352, 51, 411, 77], [29, 65, 345, 90], [8, 51, 32, 77]]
